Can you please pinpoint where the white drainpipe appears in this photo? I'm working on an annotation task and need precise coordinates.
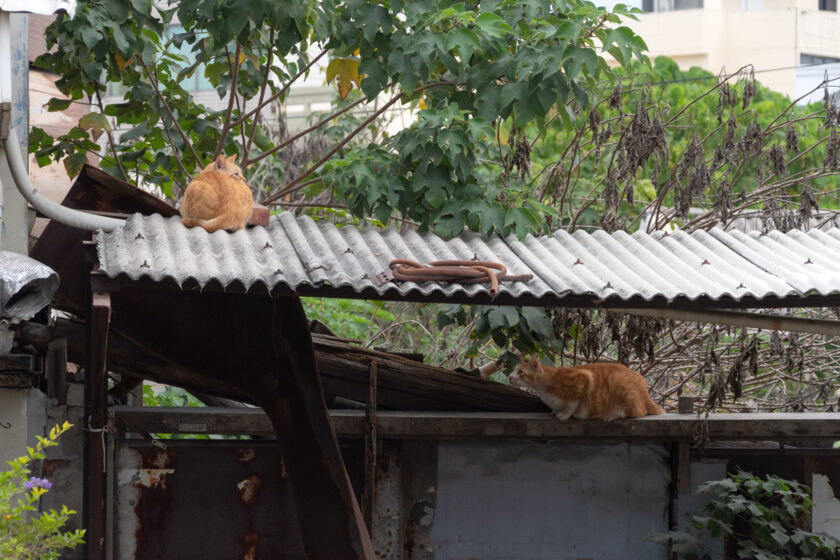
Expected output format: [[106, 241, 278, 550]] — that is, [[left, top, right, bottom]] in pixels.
[[0, 3, 125, 234]]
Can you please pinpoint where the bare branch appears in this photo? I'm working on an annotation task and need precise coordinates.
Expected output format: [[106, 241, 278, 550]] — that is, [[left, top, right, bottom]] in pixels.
[[213, 42, 243, 160], [244, 26, 276, 161], [93, 88, 130, 182], [137, 54, 203, 167]]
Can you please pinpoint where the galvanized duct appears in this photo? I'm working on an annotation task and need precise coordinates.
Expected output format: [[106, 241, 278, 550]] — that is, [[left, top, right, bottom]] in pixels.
[[0, 251, 58, 321]]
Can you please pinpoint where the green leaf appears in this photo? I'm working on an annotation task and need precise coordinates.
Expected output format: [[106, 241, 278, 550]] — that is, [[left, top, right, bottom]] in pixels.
[[129, 0, 151, 14], [80, 27, 102, 49], [78, 112, 112, 138], [475, 12, 514, 39], [63, 153, 87, 179], [374, 203, 392, 225], [521, 307, 552, 338], [46, 97, 73, 112], [487, 306, 519, 329], [444, 28, 481, 64]]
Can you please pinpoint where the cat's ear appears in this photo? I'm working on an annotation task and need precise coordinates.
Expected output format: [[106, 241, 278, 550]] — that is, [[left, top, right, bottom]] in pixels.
[[528, 355, 539, 367], [214, 154, 227, 169], [226, 154, 237, 164]]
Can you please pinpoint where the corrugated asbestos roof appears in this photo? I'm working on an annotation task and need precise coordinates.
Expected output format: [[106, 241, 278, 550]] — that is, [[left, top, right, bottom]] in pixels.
[[96, 213, 840, 307]]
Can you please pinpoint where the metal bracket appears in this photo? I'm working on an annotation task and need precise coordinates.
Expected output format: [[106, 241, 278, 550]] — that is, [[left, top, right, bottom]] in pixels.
[[373, 269, 394, 287], [0, 102, 10, 141]]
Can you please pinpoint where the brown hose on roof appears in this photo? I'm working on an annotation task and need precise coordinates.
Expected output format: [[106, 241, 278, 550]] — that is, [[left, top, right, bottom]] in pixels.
[[389, 259, 533, 295]]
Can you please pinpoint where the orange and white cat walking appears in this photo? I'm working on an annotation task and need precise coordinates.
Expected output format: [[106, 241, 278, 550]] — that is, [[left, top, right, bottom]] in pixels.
[[510, 356, 665, 421], [179, 154, 254, 232]]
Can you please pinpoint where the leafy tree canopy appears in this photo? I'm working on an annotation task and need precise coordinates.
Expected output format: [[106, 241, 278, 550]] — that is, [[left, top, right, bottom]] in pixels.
[[32, 0, 647, 239]]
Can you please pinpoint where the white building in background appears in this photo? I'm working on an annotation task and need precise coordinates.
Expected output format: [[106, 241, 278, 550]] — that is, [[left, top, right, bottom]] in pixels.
[[600, 0, 840, 102]]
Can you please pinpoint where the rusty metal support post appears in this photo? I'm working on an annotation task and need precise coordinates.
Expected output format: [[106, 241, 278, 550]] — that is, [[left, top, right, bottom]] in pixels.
[[84, 291, 111, 560], [363, 360, 377, 530], [258, 296, 375, 560]]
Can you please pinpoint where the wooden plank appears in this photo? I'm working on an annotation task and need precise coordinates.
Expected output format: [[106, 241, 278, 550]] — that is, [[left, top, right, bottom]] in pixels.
[[111, 407, 840, 441], [312, 335, 547, 412], [46, 338, 67, 404], [19, 319, 546, 413], [0, 354, 33, 373]]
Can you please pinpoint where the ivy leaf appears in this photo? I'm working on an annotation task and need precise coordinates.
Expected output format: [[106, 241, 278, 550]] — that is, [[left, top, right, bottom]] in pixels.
[[326, 58, 360, 100], [63, 153, 87, 179], [78, 112, 112, 139]]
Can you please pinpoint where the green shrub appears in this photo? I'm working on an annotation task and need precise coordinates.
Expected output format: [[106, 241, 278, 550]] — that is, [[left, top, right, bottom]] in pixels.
[[0, 421, 85, 560], [653, 470, 840, 560]]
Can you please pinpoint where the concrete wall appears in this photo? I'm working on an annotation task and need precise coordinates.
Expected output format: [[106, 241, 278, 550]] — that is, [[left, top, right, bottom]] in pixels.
[[622, 3, 840, 98], [1, 12, 31, 254], [0, 387, 48, 466]]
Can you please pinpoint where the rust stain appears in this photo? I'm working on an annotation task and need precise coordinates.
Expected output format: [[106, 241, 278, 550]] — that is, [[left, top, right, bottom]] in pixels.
[[42, 459, 65, 477], [134, 449, 177, 559], [237, 474, 263, 507], [147, 449, 175, 469], [241, 530, 259, 560], [236, 448, 256, 463]]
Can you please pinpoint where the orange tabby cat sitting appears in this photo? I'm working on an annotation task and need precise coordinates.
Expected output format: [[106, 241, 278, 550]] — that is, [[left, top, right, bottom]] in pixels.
[[510, 356, 665, 421], [179, 154, 254, 232]]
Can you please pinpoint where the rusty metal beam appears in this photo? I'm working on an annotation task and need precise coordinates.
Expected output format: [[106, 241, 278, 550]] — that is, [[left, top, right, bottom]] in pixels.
[[84, 291, 110, 560], [256, 297, 375, 559], [363, 360, 377, 530]]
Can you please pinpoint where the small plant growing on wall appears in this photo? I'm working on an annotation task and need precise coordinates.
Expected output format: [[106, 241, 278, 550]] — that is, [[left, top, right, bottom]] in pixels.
[[0, 421, 85, 560], [653, 470, 840, 560]]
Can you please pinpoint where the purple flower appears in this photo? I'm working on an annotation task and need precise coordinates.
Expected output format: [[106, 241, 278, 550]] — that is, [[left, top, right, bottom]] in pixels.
[[24, 477, 51, 490]]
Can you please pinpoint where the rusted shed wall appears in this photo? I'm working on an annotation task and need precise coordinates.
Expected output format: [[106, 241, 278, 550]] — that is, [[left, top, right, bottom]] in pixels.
[[114, 441, 306, 560], [111, 434, 840, 559]]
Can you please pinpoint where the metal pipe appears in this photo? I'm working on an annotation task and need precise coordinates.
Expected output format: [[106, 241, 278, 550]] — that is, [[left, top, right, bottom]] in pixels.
[[2, 126, 124, 231], [611, 307, 840, 336]]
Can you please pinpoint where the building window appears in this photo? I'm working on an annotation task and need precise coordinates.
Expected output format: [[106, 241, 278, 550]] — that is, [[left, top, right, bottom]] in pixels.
[[819, 0, 837, 11], [642, 0, 703, 11], [801, 53, 840, 66], [169, 25, 214, 93]]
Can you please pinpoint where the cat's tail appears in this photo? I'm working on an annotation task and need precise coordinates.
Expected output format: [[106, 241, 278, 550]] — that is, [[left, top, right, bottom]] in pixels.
[[181, 215, 228, 233], [646, 399, 666, 415]]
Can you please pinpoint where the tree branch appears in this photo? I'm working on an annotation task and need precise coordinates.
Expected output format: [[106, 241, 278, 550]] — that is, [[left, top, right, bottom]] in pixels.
[[263, 82, 454, 205], [228, 49, 328, 132], [242, 96, 367, 168], [214, 42, 243, 160], [137, 54, 203, 167], [244, 26, 276, 161], [93, 88, 129, 182]]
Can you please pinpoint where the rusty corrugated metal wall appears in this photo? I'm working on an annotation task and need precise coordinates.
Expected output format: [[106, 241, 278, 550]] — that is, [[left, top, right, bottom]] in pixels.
[[112, 436, 840, 559]]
